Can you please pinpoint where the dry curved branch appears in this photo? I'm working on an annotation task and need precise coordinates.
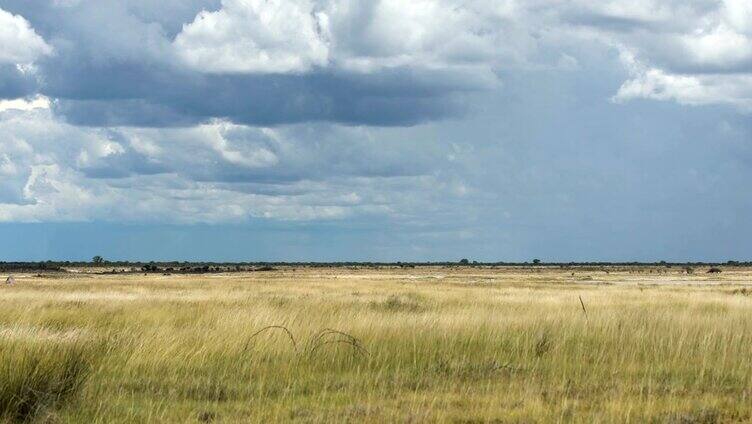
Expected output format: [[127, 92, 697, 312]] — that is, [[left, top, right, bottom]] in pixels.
[[308, 338, 370, 357], [244, 325, 297, 352], [308, 328, 359, 349]]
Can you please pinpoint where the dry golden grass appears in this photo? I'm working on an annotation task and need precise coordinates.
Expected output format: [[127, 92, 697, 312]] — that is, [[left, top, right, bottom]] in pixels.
[[1, 266, 752, 423]]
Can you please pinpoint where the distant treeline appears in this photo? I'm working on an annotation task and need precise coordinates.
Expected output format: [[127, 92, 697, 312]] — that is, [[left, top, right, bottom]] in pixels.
[[0, 260, 750, 273]]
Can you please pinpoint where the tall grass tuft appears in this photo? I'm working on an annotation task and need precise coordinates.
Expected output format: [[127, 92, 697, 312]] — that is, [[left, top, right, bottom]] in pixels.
[[0, 337, 98, 423]]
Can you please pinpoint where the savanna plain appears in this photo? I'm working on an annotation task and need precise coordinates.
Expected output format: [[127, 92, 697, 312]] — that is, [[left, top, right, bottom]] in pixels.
[[1, 266, 752, 423]]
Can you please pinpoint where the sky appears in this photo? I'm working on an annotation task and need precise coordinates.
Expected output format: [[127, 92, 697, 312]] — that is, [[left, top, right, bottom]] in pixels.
[[0, 0, 751, 262]]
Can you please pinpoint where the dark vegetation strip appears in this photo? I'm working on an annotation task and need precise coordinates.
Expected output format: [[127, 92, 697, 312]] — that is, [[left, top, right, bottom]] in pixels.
[[0, 260, 747, 274]]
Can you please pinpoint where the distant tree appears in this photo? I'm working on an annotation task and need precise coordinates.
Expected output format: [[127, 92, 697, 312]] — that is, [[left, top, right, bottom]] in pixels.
[[459, 259, 470, 265], [140, 263, 159, 272], [533, 259, 541, 265], [92, 256, 104, 265]]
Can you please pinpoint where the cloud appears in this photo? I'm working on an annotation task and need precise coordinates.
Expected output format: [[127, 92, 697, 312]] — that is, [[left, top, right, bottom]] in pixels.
[[322, 0, 511, 72], [562, 0, 752, 109], [613, 51, 752, 110], [0, 65, 39, 99], [173, 0, 530, 74], [0, 8, 51, 65], [175, 0, 330, 74], [0, 0, 514, 127], [0, 94, 49, 112], [0, 7, 50, 99], [172, 0, 545, 73], [0, 107, 463, 223], [46, 68, 485, 127]]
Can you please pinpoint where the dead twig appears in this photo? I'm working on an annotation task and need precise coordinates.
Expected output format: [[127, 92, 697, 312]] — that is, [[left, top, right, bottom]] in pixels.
[[244, 325, 297, 352], [308, 328, 356, 350], [307, 328, 369, 357], [578, 295, 589, 321], [308, 339, 370, 357]]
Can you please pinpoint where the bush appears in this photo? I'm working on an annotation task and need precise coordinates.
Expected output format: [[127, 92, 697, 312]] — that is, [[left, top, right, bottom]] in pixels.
[[370, 294, 424, 313]]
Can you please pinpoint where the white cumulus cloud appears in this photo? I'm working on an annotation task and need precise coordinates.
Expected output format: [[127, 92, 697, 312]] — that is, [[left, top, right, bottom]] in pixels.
[[0, 8, 52, 65], [174, 0, 330, 73], [565, 0, 752, 110]]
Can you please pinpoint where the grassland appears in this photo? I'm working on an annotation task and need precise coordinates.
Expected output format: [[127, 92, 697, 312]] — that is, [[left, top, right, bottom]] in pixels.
[[1, 266, 752, 423]]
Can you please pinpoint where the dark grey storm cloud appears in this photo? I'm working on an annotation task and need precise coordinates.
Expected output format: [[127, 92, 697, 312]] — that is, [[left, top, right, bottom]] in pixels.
[[0, 65, 37, 98], [49, 69, 475, 127]]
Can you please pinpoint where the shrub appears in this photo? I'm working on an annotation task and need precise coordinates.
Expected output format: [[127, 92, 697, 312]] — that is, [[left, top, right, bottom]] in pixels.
[[370, 294, 424, 313]]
